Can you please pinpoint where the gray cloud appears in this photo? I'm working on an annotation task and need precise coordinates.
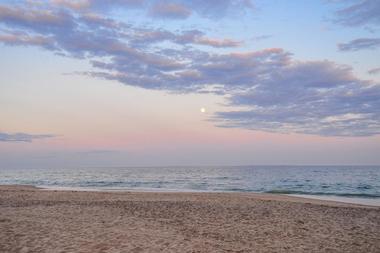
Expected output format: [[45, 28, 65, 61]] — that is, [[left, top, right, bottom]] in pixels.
[[1, 2, 379, 137], [334, 0, 380, 27], [338, 38, 380, 51], [87, 48, 380, 136], [0, 5, 75, 34], [129, 29, 241, 48], [182, 0, 254, 19], [175, 30, 241, 48], [0, 4, 240, 57], [208, 58, 380, 136], [50, 0, 145, 11], [0, 132, 56, 142], [50, 0, 92, 10], [149, 2, 191, 19], [0, 30, 55, 49], [368, 67, 380, 75], [50, 0, 253, 19]]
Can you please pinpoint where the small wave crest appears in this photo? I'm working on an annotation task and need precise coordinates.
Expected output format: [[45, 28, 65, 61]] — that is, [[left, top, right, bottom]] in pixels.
[[265, 190, 380, 198]]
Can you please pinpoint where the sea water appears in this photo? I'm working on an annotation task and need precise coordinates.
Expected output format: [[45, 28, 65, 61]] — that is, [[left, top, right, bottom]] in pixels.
[[1, 166, 379, 205]]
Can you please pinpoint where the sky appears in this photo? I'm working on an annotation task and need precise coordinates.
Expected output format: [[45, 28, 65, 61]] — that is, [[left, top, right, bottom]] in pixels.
[[0, 0, 380, 168]]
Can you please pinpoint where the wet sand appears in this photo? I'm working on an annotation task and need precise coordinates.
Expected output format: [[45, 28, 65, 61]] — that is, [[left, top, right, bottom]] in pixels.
[[0, 185, 379, 252]]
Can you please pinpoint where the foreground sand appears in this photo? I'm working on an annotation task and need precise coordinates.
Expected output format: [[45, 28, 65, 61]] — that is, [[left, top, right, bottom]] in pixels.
[[0, 185, 379, 253]]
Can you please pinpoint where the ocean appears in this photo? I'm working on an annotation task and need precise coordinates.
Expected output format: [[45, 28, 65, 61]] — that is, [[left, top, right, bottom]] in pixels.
[[1, 166, 380, 205]]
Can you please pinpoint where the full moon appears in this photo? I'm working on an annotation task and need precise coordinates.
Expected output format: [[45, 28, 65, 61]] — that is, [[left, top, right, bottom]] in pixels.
[[200, 107, 206, 113]]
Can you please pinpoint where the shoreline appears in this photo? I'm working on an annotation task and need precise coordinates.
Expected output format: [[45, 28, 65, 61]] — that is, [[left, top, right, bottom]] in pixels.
[[1, 185, 380, 252], [25, 184, 380, 207]]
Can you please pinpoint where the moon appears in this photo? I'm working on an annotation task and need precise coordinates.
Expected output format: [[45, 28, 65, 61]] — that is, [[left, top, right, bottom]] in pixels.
[[200, 107, 206, 113]]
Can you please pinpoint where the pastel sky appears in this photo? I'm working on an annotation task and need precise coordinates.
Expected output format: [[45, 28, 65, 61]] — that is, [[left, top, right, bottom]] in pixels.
[[1, 0, 380, 168]]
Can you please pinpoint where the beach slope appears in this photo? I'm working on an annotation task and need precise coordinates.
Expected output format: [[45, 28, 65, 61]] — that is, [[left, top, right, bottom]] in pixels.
[[0, 185, 379, 252]]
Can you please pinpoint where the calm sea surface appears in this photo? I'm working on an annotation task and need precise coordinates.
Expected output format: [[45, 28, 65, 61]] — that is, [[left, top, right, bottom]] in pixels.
[[1, 166, 380, 200]]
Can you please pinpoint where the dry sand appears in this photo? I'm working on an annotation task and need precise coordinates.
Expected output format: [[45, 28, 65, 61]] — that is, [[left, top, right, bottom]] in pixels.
[[0, 185, 379, 253]]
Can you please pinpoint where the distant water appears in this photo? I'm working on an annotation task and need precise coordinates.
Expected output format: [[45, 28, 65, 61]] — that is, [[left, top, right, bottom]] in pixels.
[[1, 166, 380, 205]]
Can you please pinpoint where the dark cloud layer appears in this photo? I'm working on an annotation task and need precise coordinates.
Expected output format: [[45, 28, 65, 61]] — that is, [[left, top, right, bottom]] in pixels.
[[0, 1, 379, 137], [338, 38, 380, 51], [214, 61, 380, 136], [334, 0, 380, 27], [0, 132, 56, 142]]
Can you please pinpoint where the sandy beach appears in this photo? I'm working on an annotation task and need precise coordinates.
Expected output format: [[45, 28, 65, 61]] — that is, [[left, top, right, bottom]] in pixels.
[[0, 185, 379, 252]]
